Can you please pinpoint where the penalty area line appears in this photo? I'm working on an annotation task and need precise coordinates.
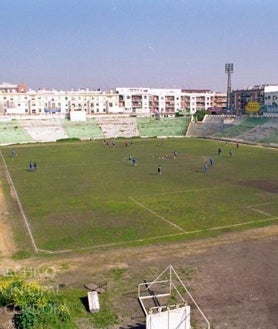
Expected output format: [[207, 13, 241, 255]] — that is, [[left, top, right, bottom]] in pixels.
[[37, 216, 278, 255], [129, 196, 185, 233], [248, 207, 274, 217]]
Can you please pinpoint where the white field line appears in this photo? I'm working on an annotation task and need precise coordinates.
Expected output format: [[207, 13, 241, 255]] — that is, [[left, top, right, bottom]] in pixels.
[[139, 186, 223, 197], [247, 201, 278, 217], [37, 215, 278, 254], [187, 216, 278, 234], [248, 207, 273, 217], [37, 195, 278, 254], [129, 196, 185, 233], [0, 151, 38, 253]]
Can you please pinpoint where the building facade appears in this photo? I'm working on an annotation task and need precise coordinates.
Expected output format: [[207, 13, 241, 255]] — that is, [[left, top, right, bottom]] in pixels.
[[263, 85, 278, 115], [232, 86, 265, 115], [0, 83, 226, 118], [116, 87, 226, 117], [0, 84, 120, 116], [231, 84, 278, 115]]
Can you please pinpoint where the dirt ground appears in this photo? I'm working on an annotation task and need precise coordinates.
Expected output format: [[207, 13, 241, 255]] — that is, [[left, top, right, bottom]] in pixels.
[[0, 182, 278, 328]]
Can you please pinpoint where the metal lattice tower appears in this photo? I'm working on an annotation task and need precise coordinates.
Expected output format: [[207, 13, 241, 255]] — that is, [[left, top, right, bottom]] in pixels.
[[225, 63, 233, 113]]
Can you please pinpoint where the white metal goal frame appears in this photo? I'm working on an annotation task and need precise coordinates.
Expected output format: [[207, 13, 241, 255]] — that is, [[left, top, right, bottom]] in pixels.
[[138, 264, 210, 329]]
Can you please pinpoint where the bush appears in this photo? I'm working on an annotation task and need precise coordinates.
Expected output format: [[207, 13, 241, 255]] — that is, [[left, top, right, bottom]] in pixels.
[[193, 109, 208, 121], [56, 138, 80, 143], [0, 275, 73, 329]]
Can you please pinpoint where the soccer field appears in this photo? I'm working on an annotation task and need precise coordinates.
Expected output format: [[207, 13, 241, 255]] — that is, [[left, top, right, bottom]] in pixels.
[[1, 138, 278, 254]]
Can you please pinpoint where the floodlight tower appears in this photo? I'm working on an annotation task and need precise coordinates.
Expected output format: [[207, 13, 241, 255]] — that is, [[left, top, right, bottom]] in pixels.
[[225, 63, 233, 113]]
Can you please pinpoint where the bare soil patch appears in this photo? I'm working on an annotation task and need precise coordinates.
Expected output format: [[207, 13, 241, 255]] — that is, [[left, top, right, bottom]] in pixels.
[[0, 182, 16, 260], [1, 226, 275, 329], [0, 307, 15, 329], [239, 179, 278, 193]]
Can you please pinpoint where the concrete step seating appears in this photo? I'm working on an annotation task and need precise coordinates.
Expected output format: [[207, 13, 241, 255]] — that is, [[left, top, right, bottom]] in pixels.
[[213, 117, 248, 138], [215, 117, 269, 139], [20, 119, 68, 142], [62, 118, 104, 139], [186, 116, 225, 137], [237, 118, 278, 143], [0, 121, 33, 145], [95, 116, 139, 138], [137, 117, 189, 137]]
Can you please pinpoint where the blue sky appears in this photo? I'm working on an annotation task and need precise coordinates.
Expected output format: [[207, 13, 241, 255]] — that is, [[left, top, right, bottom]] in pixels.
[[1, 0, 278, 92]]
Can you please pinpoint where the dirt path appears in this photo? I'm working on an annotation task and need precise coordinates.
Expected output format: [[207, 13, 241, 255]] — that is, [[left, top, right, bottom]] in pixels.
[[0, 183, 16, 260]]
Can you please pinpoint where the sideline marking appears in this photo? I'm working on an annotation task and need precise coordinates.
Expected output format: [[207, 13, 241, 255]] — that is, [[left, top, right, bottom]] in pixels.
[[0, 150, 38, 253], [129, 196, 185, 233]]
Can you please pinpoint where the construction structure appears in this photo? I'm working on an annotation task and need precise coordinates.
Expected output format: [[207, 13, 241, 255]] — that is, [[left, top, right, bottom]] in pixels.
[[138, 265, 210, 329]]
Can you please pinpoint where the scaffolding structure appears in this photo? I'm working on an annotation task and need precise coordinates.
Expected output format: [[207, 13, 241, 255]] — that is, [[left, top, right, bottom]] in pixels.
[[138, 265, 210, 329]]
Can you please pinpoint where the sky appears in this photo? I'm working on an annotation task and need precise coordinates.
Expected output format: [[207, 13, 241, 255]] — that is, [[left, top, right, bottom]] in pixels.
[[1, 0, 278, 92]]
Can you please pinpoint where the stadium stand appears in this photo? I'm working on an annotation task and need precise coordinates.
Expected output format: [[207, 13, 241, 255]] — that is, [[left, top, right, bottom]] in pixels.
[[19, 119, 68, 142], [0, 120, 33, 145], [210, 117, 248, 138], [186, 115, 230, 137], [1, 115, 277, 147], [95, 116, 139, 138], [235, 118, 278, 144], [137, 117, 190, 137], [62, 118, 104, 139]]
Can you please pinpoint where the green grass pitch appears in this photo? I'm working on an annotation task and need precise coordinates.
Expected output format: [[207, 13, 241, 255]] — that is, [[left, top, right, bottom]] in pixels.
[[1, 138, 278, 253]]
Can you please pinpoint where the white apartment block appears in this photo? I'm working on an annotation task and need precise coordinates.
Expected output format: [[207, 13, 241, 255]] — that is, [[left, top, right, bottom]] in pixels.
[[0, 84, 120, 117], [0, 83, 226, 118], [264, 85, 278, 114], [116, 87, 224, 116]]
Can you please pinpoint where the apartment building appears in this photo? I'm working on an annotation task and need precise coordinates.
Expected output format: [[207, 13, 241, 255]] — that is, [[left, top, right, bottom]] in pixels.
[[0, 83, 226, 118], [263, 85, 278, 114], [0, 84, 119, 116], [116, 87, 182, 116], [116, 88, 225, 116], [0, 82, 27, 93], [232, 86, 265, 115]]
